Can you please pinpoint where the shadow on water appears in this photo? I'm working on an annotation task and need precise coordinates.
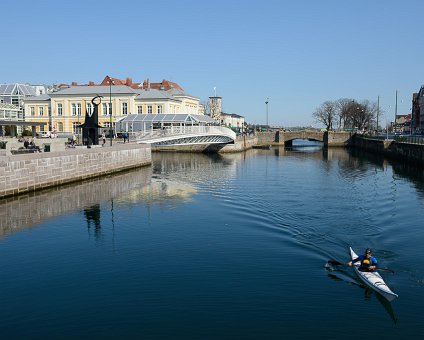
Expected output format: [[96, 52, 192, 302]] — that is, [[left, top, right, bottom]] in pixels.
[[326, 266, 398, 324], [347, 147, 424, 195]]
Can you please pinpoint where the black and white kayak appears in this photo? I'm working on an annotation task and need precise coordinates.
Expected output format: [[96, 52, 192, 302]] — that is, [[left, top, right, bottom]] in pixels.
[[350, 247, 398, 302]]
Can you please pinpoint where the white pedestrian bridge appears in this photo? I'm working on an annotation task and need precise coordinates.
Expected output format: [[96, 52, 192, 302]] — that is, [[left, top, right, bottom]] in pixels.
[[116, 114, 237, 146]]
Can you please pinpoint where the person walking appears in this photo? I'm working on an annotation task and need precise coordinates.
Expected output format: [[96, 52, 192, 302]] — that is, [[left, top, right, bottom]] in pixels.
[[102, 131, 106, 146]]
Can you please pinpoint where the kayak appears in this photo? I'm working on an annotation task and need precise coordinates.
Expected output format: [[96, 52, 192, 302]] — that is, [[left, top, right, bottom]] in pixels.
[[350, 247, 398, 302]]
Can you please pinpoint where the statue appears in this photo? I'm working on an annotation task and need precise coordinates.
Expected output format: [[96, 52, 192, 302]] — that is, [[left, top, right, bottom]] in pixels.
[[79, 96, 103, 147]]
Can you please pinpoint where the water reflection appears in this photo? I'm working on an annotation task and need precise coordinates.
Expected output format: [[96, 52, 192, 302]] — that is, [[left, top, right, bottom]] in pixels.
[[152, 152, 239, 186], [0, 167, 152, 238], [326, 268, 398, 323], [347, 148, 424, 197], [84, 205, 102, 239]]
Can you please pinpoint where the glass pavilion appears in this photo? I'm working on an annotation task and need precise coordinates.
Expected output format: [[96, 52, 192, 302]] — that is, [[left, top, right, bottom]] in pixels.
[[115, 114, 218, 133]]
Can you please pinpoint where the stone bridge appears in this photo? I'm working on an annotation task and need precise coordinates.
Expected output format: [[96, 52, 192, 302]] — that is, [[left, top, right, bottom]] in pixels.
[[257, 130, 352, 147], [279, 130, 325, 146]]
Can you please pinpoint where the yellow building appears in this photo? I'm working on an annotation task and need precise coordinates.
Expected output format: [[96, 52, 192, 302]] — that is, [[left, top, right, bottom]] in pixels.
[[23, 81, 202, 135]]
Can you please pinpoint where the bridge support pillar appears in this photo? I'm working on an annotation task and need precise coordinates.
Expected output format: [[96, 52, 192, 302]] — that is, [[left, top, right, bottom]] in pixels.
[[284, 140, 293, 147]]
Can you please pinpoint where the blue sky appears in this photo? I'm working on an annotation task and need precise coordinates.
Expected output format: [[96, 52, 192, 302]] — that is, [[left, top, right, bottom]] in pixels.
[[2, 0, 423, 127]]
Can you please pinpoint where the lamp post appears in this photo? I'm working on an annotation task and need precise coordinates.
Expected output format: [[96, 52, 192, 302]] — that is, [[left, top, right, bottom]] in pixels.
[[265, 98, 269, 127], [107, 76, 114, 146], [394, 90, 398, 135], [376, 96, 379, 135]]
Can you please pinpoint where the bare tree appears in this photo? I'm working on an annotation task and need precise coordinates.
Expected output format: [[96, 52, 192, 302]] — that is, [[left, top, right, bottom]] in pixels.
[[313, 101, 336, 130], [314, 98, 380, 132], [201, 100, 211, 116], [336, 98, 354, 129]]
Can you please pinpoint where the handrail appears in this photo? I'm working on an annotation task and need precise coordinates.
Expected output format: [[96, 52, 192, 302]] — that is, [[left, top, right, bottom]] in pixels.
[[131, 125, 236, 142], [358, 134, 424, 145]]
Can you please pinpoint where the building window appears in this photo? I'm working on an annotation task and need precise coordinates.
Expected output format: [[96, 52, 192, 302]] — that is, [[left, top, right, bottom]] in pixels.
[[148, 105, 152, 114], [86, 103, 93, 115], [137, 105, 143, 114], [12, 98, 19, 106], [102, 103, 111, 115], [72, 122, 80, 134], [122, 102, 128, 115], [77, 103, 82, 116], [30, 107, 35, 116], [57, 122, 63, 132], [39, 107, 44, 116], [157, 105, 162, 114], [57, 103, 63, 116], [72, 103, 77, 116]]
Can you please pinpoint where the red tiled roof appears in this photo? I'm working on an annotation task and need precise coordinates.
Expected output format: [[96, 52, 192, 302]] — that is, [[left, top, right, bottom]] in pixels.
[[67, 76, 184, 91]]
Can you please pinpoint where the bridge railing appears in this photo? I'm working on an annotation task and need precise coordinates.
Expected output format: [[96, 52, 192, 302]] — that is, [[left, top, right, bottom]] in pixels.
[[131, 125, 236, 142], [360, 134, 424, 145]]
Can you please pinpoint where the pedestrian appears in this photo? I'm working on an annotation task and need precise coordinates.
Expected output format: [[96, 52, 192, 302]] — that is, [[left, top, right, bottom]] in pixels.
[[123, 132, 127, 143], [102, 131, 106, 146], [348, 248, 377, 272]]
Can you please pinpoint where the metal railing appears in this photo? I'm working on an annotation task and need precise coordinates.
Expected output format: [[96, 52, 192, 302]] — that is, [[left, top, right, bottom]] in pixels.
[[359, 134, 424, 145], [131, 125, 236, 142]]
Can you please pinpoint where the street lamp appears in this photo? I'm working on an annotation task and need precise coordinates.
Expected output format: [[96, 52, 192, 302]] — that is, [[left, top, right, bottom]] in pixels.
[[107, 76, 114, 146], [265, 98, 269, 127], [376, 96, 379, 135], [394, 90, 398, 135]]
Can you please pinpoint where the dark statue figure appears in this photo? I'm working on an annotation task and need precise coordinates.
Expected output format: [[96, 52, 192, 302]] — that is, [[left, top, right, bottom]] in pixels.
[[79, 96, 103, 147]]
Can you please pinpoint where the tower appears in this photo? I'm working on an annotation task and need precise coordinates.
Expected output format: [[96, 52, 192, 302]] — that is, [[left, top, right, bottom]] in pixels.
[[209, 96, 222, 121]]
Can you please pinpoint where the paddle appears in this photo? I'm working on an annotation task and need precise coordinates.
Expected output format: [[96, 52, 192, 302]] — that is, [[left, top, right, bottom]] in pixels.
[[327, 259, 395, 274]]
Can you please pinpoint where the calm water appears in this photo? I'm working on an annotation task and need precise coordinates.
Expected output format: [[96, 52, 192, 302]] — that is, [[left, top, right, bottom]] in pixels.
[[1, 142, 424, 339]]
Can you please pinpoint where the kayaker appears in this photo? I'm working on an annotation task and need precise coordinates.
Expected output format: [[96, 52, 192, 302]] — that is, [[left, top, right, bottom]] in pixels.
[[348, 248, 377, 271]]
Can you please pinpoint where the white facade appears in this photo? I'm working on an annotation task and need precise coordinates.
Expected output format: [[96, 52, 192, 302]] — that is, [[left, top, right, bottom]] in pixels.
[[220, 113, 245, 131]]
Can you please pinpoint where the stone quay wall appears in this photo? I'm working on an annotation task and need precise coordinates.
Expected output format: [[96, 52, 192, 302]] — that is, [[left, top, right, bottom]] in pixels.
[[219, 135, 258, 153], [0, 144, 152, 199], [0, 166, 152, 238], [352, 136, 424, 166]]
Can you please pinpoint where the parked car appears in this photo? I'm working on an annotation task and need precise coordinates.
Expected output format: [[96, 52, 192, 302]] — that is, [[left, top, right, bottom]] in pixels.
[[38, 131, 51, 138]]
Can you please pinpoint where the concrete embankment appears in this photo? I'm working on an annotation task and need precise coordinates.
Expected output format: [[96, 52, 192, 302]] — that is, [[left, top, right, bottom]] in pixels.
[[352, 136, 424, 166], [0, 144, 151, 199]]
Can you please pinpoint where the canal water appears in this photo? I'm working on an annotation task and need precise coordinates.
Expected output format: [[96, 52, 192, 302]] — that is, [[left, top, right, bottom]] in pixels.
[[0, 142, 424, 339]]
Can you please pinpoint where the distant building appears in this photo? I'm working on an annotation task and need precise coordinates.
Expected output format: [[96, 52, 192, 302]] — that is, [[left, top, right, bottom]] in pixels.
[[23, 76, 202, 135], [393, 114, 411, 134], [0, 83, 37, 108], [412, 86, 423, 132], [220, 113, 245, 132], [0, 83, 48, 135], [207, 95, 245, 132]]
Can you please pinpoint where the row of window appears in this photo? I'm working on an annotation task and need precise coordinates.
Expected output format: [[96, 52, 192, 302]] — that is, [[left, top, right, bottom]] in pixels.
[[29, 103, 163, 116]]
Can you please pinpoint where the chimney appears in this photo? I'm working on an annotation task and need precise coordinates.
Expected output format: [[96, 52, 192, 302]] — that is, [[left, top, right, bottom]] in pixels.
[[126, 77, 132, 86], [71, 82, 78, 86], [88, 81, 94, 86]]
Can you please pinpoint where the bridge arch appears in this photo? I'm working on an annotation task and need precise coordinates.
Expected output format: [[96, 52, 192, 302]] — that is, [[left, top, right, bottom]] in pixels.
[[280, 131, 325, 146]]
